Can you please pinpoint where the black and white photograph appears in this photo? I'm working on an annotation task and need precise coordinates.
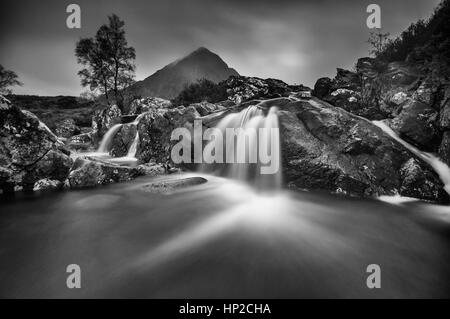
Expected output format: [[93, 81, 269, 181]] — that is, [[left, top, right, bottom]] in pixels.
[[0, 0, 450, 301]]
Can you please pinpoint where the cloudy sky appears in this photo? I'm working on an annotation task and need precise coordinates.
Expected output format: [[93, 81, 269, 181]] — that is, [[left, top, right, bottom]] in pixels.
[[0, 0, 441, 96]]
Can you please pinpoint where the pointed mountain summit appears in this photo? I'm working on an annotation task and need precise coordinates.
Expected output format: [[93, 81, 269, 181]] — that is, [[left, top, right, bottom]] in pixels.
[[132, 47, 239, 99]]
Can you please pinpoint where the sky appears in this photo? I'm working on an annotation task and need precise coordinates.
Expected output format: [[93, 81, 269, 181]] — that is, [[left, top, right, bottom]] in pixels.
[[0, 0, 442, 96]]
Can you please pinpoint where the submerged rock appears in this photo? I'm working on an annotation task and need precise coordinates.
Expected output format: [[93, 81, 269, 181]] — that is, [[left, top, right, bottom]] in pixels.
[[142, 177, 207, 194], [0, 96, 73, 193], [66, 157, 144, 189]]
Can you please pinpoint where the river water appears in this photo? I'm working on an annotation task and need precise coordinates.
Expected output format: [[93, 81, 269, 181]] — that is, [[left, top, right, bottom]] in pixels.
[[1, 173, 449, 298]]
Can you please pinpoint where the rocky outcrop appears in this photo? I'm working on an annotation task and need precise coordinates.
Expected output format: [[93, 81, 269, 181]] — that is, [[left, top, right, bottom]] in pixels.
[[389, 100, 439, 150], [0, 96, 73, 193], [92, 104, 122, 138], [224, 76, 292, 104], [129, 97, 172, 115], [110, 123, 138, 157], [66, 157, 144, 189], [278, 97, 448, 203], [136, 106, 200, 164], [312, 56, 450, 166], [439, 131, 450, 166], [55, 118, 81, 138], [191, 101, 225, 116]]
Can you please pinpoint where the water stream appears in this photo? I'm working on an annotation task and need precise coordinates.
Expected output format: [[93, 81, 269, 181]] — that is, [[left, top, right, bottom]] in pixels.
[[373, 120, 450, 195]]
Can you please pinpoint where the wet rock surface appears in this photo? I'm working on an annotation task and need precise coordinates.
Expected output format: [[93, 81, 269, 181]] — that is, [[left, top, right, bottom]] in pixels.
[[279, 97, 448, 203], [66, 157, 144, 189], [142, 176, 207, 194]]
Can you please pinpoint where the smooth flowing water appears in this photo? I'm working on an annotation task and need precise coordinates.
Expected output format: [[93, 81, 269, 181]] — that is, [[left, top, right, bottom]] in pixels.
[[373, 120, 450, 195], [97, 123, 123, 153], [1, 108, 449, 298], [202, 105, 282, 189], [0, 174, 449, 298]]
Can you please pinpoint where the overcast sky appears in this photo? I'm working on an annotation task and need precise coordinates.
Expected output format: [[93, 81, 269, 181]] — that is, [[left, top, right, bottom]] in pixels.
[[0, 0, 441, 96]]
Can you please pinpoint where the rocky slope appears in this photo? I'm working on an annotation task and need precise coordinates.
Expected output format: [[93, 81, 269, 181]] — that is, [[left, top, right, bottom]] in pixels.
[[0, 96, 73, 193], [130, 47, 239, 100], [313, 57, 450, 166]]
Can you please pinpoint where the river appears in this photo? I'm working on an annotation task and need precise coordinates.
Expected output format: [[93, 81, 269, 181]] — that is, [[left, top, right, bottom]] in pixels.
[[1, 173, 449, 298]]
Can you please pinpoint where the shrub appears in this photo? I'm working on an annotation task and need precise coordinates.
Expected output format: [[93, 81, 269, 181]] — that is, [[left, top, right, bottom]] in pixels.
[[172, 78, 227, 106]]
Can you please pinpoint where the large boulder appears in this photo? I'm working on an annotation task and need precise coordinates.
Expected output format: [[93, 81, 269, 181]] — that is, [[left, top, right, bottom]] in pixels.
[[0, 96, 73, 193], [278, 98, 448, 203], [389, 100, 439, 151], [92, 104, 122, 138], [136, 106, 200, 164], [110, 123, 138, 157], [312, 77, 333, 99], [66, 157, 144, 189]]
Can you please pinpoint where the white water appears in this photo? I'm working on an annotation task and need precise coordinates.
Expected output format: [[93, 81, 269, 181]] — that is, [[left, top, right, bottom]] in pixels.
[[88, 114, 147, 162], [202, 104, 282, 189], [127, 132, 140, 158], [373, 120, 450, 195], [97, 123, 123, 153]]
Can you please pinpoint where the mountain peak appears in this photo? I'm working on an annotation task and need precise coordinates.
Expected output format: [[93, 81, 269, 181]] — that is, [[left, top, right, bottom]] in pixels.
[[132, 48, 239, 99]]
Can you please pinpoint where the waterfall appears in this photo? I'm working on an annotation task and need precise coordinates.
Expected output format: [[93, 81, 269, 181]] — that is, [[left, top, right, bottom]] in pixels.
[[97, 123, 123, 153], [373, 120, 450, 195], [201, 105, 282, 189], [127, 132, 140, 158], [96, 113, 146, 157]]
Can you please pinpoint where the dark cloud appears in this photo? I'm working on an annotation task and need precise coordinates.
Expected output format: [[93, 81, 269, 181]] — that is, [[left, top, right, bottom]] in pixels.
[[0, 0, 441, 95]]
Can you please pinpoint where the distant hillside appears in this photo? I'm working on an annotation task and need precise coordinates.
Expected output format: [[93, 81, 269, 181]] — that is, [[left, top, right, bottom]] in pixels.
[[6, 95, 101, 130], [131, 47, 239, 99]]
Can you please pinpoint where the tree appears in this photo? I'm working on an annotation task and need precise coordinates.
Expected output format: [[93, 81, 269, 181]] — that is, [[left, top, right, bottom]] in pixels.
[[367, 30, 390, 57], [75, 14, 136, 110], [0, 64, 23, 95]]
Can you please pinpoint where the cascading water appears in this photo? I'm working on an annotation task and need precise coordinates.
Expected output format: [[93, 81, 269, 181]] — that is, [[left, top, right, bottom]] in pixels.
[[373, 120, 450, 195], [97, 123, 124, 153], [127, 132, 140, 158], [201, 104, 282, 189], [95, 113, 148, 158]]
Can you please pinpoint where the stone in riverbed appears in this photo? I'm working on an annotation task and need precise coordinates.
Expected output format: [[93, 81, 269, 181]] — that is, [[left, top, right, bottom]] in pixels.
[[399, 158, 448, 202], [33, 178, 63, 191], [142, 177, 207, 194], [66, 157, 145, 189]]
